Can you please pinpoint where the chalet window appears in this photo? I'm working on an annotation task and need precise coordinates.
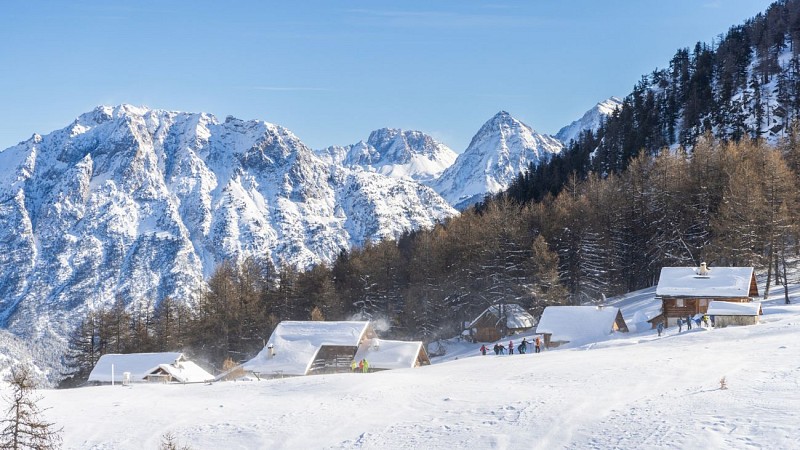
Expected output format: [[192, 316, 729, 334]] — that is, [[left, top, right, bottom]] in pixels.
[[699, 299, 707, 307], [676, 299, 684, 307]]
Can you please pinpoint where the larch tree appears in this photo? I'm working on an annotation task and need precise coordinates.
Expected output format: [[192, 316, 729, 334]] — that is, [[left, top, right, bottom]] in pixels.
[[0, 365, 62, 450]]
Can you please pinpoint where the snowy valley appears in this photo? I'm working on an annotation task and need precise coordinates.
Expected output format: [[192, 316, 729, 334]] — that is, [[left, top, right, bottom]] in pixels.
[[28, 286, 800, 449]]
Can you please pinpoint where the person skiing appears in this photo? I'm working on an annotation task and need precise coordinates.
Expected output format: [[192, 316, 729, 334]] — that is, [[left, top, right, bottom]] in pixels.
[[535, 336, 541, 353], [508, 341, 514, 355], [702, 314, 709, 327], [519, 338, 528, 354], [686, 316, 692, 330], [351, 360, 358, 373], [656, 321, 664, 337], [362, 359, 369, 373], [493, 343, 500, 355], [480, 344, 487, 356], [677, 318, 683, 332], [358, 359, 364, 372]]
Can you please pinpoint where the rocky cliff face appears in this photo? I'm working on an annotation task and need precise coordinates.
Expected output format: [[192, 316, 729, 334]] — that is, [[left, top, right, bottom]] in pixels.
[[319, 128, 457, 183]]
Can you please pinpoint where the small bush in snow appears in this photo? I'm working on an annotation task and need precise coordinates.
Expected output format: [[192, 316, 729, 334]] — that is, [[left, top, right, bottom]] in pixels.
[[159, 432, 191, 450], [719, 376, 728, 390]]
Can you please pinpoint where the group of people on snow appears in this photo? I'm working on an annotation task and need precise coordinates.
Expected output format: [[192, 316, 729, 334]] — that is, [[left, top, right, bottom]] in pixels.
[[656, 314, 715, 336], [480, 336, 542, 356], [351, 358, 370, 373], [676, 314, 712, 332]]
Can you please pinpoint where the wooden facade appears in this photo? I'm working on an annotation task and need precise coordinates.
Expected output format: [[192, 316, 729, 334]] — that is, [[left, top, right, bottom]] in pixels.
[[308, 345, 360, 375], [659, 296, 751, 322], [473, 325, 502, 343]]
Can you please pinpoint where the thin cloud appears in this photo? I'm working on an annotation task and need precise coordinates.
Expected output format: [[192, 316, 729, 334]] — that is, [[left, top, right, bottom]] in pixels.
[[250, 87, 332, 92]]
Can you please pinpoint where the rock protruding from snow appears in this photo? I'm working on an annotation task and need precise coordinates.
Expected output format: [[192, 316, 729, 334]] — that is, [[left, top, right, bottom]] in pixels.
[[555, 97, 622, 145], [319, 128, 457, 183], [432, 111, 564, 209]]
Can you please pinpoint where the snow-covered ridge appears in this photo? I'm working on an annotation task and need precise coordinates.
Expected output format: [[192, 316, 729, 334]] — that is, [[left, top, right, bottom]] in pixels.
[[555, 96, 622, 144], [318, 128, 457, 183], [0, 105, 456, 370]]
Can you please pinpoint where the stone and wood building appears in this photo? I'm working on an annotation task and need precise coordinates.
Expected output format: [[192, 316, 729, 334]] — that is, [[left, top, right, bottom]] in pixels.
[[653, 264, 759, 327]]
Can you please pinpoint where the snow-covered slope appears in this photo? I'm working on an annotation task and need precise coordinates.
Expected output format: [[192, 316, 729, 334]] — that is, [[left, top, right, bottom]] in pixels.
[[36, 289, 800, 449], [319, 128, 457, 183], [0, 105, 456, 368], [555, 96, 622, 144], [433, 111, 564, 209]]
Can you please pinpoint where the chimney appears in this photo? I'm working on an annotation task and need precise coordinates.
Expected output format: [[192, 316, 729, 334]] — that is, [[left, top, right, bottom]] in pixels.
[[698, 262, 709, 276]]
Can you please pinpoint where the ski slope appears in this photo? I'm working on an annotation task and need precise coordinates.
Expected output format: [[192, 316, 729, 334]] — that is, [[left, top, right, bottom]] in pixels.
[[28, 289, 800, 449]]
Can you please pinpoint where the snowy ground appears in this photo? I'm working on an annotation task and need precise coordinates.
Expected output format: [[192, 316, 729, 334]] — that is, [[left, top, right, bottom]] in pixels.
[[25, 288, 800, 449]]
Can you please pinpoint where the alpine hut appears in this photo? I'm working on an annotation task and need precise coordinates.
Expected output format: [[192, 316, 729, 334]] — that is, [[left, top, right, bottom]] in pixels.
[[352, 338, 431, 372], [535, 306, 629, 349], [654, 264, 758, 327], [242, 321, 377, 377], [88, 353, 214, 384], [468, 304, 536, 342]]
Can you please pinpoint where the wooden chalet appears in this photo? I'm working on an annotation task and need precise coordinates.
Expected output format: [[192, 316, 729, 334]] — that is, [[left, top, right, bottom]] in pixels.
[[243, 321, 376, 377], [535, 306, 628, 349], [242, 321, 429, 378], [468, 304, 536, 342], [654, 264, 758, 327]]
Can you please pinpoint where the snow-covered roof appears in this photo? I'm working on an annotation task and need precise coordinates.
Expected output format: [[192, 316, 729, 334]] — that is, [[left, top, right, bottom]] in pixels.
[[88, 352, 184, 383], [656, 267, 756, 297], [469, 304, 536, 330], [535, 306, 624, 344], [707, 301, 762, 316], [155, 361, 214, 383], [242, 321, 372, 376], [353, 339, 427, 370]]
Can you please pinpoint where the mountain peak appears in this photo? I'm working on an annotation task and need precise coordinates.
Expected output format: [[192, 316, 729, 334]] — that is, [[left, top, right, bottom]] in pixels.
[[488, 110, 515, 124], [433, 111, 563, 209], [555, 97, 622, 144]]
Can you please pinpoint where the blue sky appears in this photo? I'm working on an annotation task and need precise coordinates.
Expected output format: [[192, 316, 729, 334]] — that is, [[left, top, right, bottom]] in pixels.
[[0, 0, 776, 152]]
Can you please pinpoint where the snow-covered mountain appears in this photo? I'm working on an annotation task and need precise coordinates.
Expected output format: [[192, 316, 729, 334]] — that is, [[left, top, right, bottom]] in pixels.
[[0, 105, 456, 362], [319, 128, 457, 183], [555, 97, 622, 144], [432, 111, 564, 209]]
